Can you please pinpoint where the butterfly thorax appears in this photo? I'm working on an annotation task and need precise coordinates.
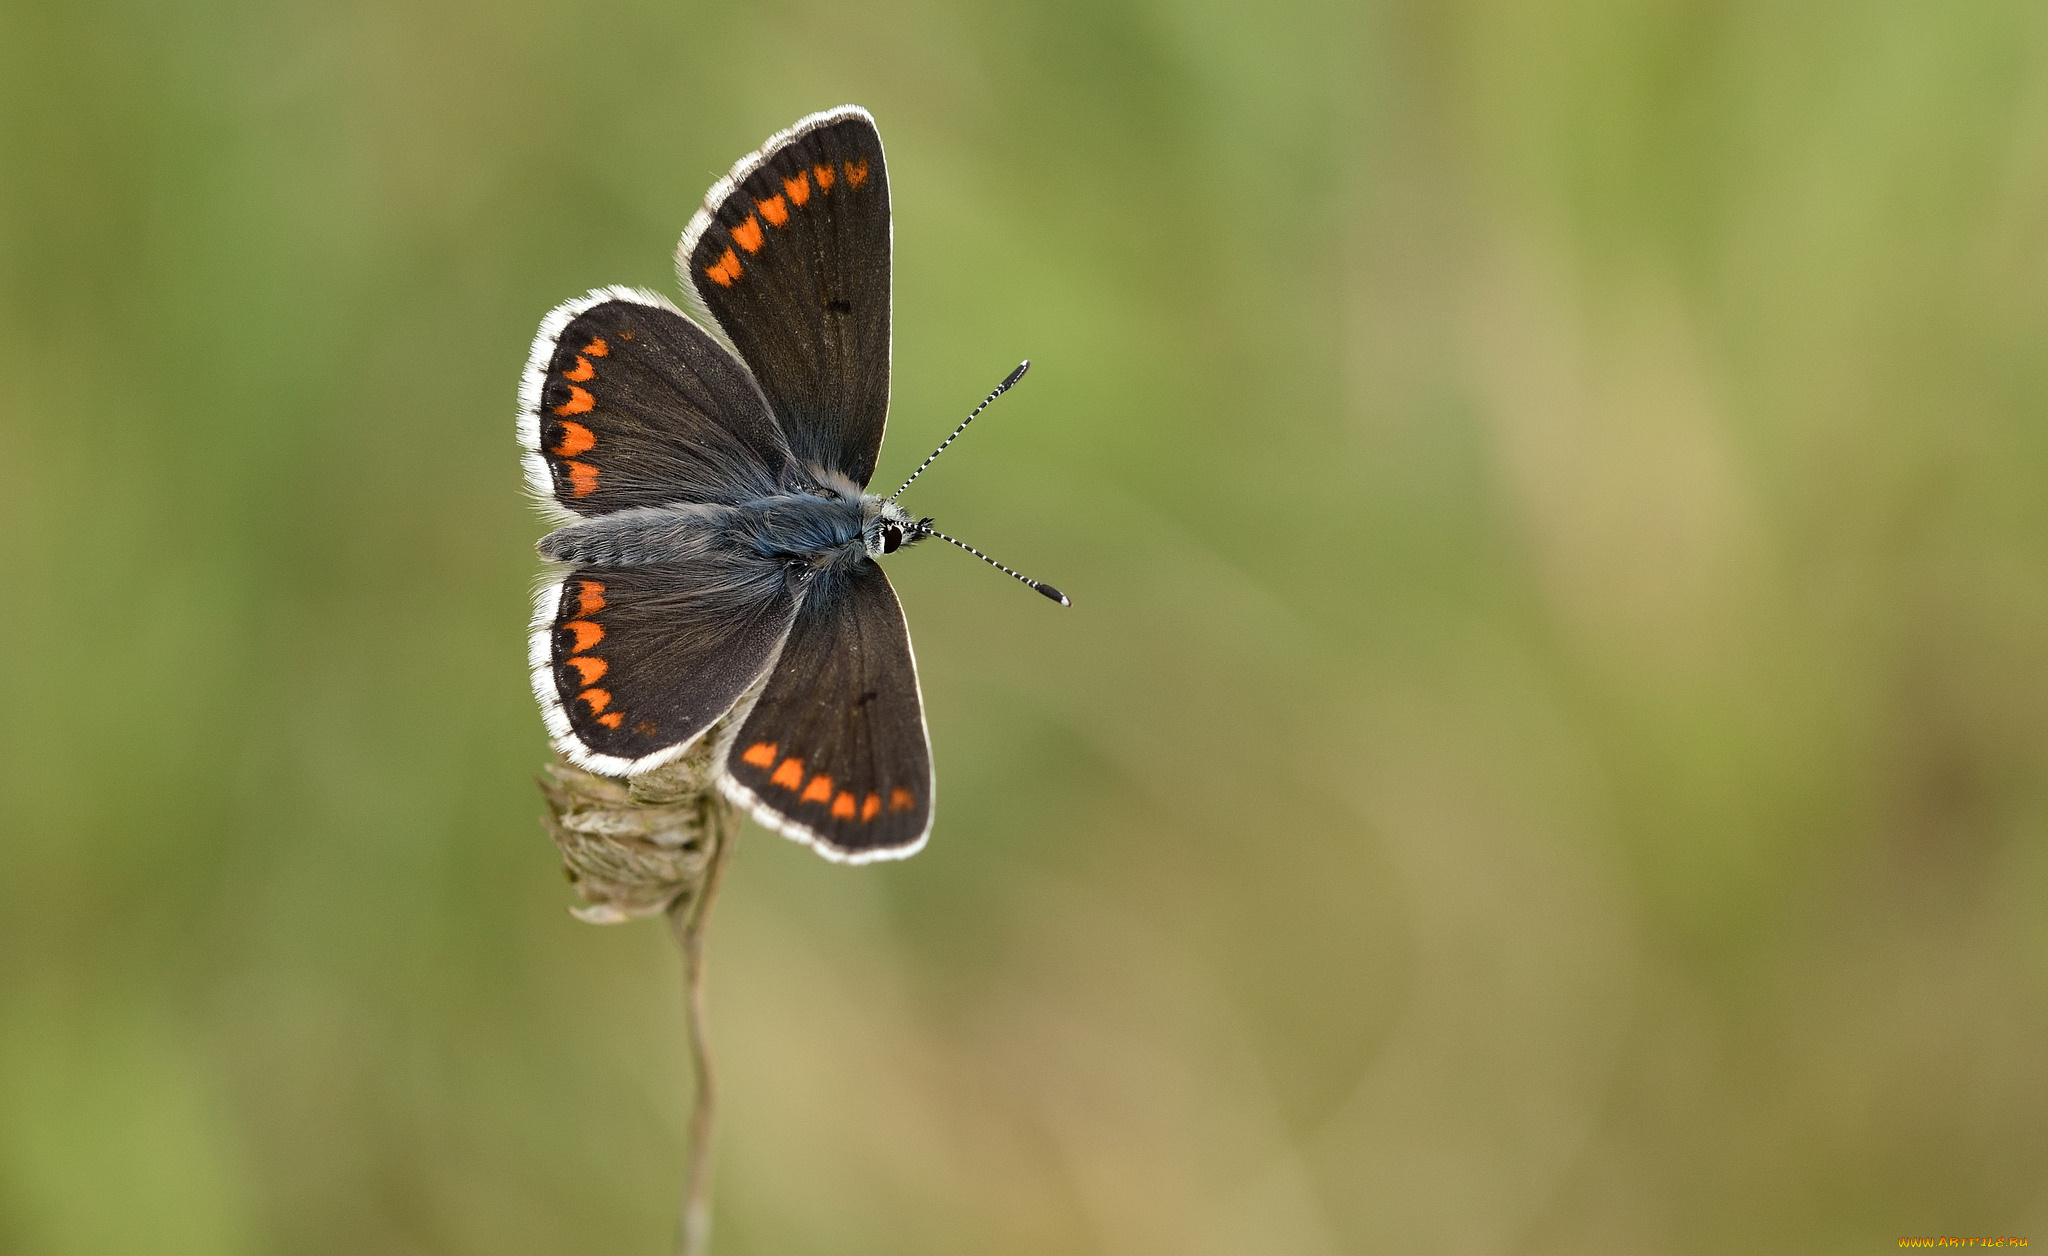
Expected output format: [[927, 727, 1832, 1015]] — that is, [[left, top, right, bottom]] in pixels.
[[732, 489, 919, 569]]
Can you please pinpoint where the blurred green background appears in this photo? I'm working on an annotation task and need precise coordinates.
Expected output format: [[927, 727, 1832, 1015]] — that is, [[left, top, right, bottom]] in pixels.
[[4, 1, 2047, 1252]]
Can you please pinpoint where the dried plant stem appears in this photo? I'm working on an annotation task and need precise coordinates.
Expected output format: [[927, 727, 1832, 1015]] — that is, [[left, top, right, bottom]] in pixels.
[[668, 820, 734, 1256], [537, 724, 747, 1256]]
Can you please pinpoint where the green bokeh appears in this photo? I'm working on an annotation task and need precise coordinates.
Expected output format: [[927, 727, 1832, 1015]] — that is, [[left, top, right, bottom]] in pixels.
[[4, 2, 2046, 1253]]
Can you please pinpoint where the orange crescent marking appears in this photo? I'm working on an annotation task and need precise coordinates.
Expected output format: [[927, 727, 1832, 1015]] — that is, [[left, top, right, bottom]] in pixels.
[[889, 787, 916, 813], [770, 758, 805, 790], [741, 741, 777, 768], [564, 655, 607, 685], [562, 356, 596, 382], [598, 712, 624, 729], [860, 793, 881, 822], [831, 792, 856, 819], [730, 215, 764, 253], [704, 249, 742, 286], [575, 580, 606, 614], [783, 171, 811, 205], [756, 194, 788, 226], [800, 774, 834, 803], [554, 385, 595, 416], [550, 420, 595, 457], [563, 620, 603, 652], [582, 338, 608, 357], [578, 688, 612, 714], [813, 163, 835, 191], [844, 158, 868, 188], [565, 461, 599, 497]]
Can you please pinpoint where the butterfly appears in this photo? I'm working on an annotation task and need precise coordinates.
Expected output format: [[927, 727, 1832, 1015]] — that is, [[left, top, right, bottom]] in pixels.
[[519, 106, 1065, 863]]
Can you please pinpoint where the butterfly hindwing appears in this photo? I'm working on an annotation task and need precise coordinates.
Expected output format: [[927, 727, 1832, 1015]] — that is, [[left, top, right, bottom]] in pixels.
[[722, 560, 933, 861], [520, 286, 800, 516], [533, 554, 799, 776], [677, 107, 892, 489]]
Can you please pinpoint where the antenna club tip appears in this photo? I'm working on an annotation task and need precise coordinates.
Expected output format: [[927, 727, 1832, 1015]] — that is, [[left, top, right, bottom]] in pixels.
[[1034, 583, 1071, 606], [1002, 360, 1030, 388]]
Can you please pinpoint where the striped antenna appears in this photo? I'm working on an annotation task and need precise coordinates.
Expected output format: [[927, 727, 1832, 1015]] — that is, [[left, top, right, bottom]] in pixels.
[[916, 523, 1069, 606], [890, 360, 1030, 501]]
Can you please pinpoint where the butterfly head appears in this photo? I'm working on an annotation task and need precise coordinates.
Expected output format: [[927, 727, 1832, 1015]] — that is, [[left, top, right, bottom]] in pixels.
[[861, 497, 926, 559]]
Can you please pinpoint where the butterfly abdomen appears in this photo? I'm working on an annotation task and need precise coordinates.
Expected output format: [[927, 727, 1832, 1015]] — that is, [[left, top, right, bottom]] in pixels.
[[538, 503, 739, 567]]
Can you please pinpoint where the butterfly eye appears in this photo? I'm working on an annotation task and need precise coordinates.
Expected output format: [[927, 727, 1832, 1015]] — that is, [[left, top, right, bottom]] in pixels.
[[881, 525, 903, 554]]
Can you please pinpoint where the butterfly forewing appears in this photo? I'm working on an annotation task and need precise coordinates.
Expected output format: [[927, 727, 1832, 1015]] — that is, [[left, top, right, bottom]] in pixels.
[[520, 287, 800, 515], [678, 108, 892, 489], [722, 562, 933, 861]]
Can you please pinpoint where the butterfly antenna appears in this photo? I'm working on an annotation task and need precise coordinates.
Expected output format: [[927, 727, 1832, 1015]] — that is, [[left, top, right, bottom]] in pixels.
[[890, 360, 1030, 501], [916, 523, 1070, 606]]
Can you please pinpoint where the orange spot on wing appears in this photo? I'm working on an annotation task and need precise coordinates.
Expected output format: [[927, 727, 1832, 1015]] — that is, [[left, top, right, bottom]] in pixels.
[[578, 688, 612, 714], [756, 194, 788, 226], [575, 580, 605, 614], [770, 758, 805, 790], [861, 793, 881, 822], [550, 420, 595, 456], [889, 787, 916, 813], [554, 385, 594, 416], [844, 158, 868, 188], [741, 741, 778, 768], [565, 461, 599, 497], [598, 712, 623, 729], [704, 249, 742, 286], [582, 338, 608, 357], [831, 792, 856, 819], [563, 620, 604, 652], [783, 171, 811, 205], [813, 163, 835, 191], [800, 774, 834, 803], [730, 215, 764, 253], [564, 655, 607, 685], [562, 356, 596, 382]]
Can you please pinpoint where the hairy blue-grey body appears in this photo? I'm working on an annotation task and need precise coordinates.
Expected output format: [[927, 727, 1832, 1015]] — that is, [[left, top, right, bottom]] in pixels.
[[538, 474, 924, 604]]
